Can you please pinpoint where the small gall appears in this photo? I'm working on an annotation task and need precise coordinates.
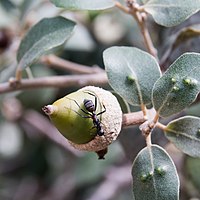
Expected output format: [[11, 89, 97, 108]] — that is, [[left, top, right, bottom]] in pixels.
[[172, 86, 179, 92], [140, 174, 148, 182], [197, 128, 200, 136], [183, 78, 198, 86], [171, 77, 177, 83], [155, 166, 166, 176], [140, 172, 153, 182], [126, 75, 135, 82], [183, 78, 191, 85]]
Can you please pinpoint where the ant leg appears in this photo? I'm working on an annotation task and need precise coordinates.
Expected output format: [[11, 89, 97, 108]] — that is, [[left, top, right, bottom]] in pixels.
[[64, 106, 91, 119], [83, 91, 96, 98], [97, 104, 106, 116], [83, 91, 106, 115], [65, 96, 92, 116], [73, 110, 91, 119], [94, 94, 97, 111]]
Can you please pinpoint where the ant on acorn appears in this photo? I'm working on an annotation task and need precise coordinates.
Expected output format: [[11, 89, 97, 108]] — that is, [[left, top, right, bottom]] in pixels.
[[66, 92, 106, 136]]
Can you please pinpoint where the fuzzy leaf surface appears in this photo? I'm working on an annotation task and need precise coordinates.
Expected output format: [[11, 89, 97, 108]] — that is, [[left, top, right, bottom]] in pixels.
[[161, 24, 200, 65], [103, 47, 161, 106], [153, 53, 200, 117], [50, 0, 114, 10], [132, 145, 179, 200], [186, 156, 200, 189], [165, 116, 200, 157], [17, 16, 75, 69], [141, 0, 200, 27]]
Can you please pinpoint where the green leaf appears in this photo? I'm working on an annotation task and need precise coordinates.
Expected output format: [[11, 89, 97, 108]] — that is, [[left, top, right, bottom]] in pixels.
[[186, 156, 200, 190], [132, 145, 179, 200], [170, 25, 200, 51], [0, 2, 16, 27], [141, 0, 200, 27], [17, 16, 76, 70], [153, 53, 200, 117], [161, 24, 200, 65], [103, 47, 161, 106], [50, 0, 115, 10], [0, 0, 16, 12], [17, 64, 57, 109], [185, 102, 200, 117], [165, 116, 200, 157], [111, 91, 130, 113]]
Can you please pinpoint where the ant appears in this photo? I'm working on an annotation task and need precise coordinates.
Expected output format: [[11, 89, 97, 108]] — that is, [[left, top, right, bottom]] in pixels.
[[67, 92, 106, 136]]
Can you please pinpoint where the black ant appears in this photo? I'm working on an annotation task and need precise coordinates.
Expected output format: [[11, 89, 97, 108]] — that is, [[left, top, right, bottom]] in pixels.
[[66, 92, 106, 136]]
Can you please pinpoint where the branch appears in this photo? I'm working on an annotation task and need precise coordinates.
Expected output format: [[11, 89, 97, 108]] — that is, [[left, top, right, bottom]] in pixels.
[[115, 1, 157, 58], [0, 72, 107, 94], [20, 110, 82, 156], [137, 16, 158, 58], [41, 54, 104, 74], [1, 70, 147, 127], [122, 111, 145, 127], [156, 122, 167, 131]]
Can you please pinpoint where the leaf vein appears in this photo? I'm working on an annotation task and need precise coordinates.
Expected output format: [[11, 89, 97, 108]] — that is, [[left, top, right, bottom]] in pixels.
[[123, 57, 144, 105], [166, 129, 200, 142]]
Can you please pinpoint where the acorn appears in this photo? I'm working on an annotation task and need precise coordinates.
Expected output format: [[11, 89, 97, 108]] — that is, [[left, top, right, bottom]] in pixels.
[[43, 86, 122, 159]]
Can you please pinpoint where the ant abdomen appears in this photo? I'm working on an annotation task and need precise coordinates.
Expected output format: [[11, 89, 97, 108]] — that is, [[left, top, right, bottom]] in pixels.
[[83, 99, 95, 112]]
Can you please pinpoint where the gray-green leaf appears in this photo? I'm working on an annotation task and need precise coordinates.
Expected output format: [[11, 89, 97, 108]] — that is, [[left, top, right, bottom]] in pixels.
[[186, 156, 200, 190], [17, 16, 76, 69], [153, 53, 200, 117], [20, 0, 38, 20], [160, 24, 200, 65], [165, 116, 200, 157], [0, 0, 16, 12], [141, 0, 200, 27], [103, 47, 161, 106], [50, 0, 115, 10], [132, 145, 179, 200]]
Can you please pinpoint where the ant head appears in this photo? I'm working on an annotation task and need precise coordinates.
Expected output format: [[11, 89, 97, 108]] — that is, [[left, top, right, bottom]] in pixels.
[[83, 99, 89, 104]]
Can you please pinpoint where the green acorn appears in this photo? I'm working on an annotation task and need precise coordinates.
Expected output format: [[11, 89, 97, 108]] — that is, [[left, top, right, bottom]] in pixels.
[[43, 86, 122, 158]]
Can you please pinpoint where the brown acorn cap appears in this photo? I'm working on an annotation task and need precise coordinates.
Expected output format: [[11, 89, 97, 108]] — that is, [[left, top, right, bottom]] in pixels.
[[68, 86, 122, 152]]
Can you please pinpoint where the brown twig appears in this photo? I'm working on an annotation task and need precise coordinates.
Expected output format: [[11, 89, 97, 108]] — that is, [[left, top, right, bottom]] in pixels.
[[20, 110, 83, 156], [115, 1, 157, 58], [156, 122, 167, 131], [0, 72, 107, 94], [137, 16, 158, 58], [41, 54, 104, 74], [122, 111, 146, 127]]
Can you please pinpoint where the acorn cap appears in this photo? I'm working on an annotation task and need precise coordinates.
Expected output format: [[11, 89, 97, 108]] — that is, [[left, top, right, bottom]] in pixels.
[[43, 86, 122, 153]]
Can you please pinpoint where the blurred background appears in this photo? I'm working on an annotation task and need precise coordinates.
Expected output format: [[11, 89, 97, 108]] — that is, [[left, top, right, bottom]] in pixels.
[[0, 0, 200, 199]]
